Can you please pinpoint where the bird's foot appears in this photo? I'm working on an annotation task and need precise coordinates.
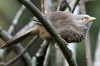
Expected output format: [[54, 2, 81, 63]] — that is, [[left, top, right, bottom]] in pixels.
[[54, 43, 59, 48], [54, 39, 68, 48], [62, 39, 68, 46]]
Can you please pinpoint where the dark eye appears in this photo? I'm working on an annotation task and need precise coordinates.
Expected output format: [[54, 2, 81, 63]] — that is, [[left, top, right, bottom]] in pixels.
[[82, 17, 88, 20], [82, 18, 84, 20]]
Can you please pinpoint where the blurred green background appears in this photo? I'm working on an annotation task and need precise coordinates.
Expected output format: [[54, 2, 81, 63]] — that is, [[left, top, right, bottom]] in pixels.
[[0, 0, 99, 66]]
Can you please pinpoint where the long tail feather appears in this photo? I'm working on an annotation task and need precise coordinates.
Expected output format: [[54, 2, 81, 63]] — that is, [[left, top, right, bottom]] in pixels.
[[2, 25, 40, 49]]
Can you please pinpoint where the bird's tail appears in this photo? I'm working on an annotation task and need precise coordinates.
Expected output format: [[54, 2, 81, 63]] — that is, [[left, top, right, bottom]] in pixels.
[[2, 25, 40, 49]]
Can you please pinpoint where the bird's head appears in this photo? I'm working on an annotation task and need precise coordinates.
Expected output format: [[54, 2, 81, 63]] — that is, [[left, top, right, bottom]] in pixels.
[[72, 14, 96, 23], [78, 14, 96, 22], [71, 14, 96, 29]]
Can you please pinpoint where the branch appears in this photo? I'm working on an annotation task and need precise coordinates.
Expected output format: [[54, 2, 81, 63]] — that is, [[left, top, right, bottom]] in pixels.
[[65, 0, 80, 13], [41, 0, 45, 14], [35, 40, 49, 66], [5, 36, 38, 66], [43, 44, 51, 66], [94, 29, 100, 66], [8, 5, 26, 34], [0, 26, 32, 66], [71, 0, 80, 13], [79, 0, 93, 66], [57, 0, 71, 11], [18, 0, 77, 66]]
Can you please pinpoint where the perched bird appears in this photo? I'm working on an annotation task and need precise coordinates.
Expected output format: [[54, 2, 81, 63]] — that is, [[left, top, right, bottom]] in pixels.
[[2, 11, 96, 49]]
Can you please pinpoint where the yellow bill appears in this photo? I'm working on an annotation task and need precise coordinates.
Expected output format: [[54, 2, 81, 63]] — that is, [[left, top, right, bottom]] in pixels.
[[87, 17, 96, 22]]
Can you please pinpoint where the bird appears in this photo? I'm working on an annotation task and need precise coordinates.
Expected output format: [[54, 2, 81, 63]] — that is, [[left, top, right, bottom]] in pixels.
[[2, 11, 96, 49]]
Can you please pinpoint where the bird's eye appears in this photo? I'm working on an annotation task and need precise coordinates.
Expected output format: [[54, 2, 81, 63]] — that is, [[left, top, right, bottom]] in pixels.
[[82, 17, 88, 20], [82, 18, 84, 20], [82, 17, 87, 21]]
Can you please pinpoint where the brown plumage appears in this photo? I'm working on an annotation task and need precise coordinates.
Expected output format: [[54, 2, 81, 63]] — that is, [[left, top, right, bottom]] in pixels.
[[2, 11, 96, 48]]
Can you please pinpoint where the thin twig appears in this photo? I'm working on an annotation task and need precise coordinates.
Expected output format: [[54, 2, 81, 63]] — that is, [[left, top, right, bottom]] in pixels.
[[94, 29, 100, 66], [5, 36, 38, 66], [79, 0, 86, 14], [79, 0, 93, 66], [57, 0, 71, 11], [43, 44, 51, 66], [35, 40, 49, 66], [65, 0, 80, 13], [8, 5, 26, 34], [84, 33, 92, 66], [0, 26, 32, 66], [71, 0, 80, 13], [46, 44, 56, 66], [41, 0, 45, 14], [18, 0, 77, 66]]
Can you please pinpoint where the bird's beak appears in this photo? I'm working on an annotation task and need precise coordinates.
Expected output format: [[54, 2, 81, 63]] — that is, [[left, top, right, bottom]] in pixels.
[[87, 17, 96, 22]]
